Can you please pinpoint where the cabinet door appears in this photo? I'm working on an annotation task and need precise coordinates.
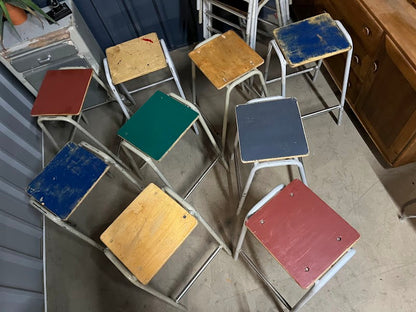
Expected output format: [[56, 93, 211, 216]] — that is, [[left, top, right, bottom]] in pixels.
[[356, 36, 416, 166]]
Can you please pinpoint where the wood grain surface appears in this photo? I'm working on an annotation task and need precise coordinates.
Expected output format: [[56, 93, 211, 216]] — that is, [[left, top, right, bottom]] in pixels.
[[106, 33, 167, 85], [100, 183, 198, 285], [189, 30, 264, 90]]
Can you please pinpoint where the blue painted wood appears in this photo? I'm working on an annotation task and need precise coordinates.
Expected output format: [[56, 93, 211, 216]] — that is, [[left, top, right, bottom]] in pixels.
[[236, 98, 309, 163], [26, 142, 108, 220], [118, 91, 198, 161], [274, 13, 351, 67]]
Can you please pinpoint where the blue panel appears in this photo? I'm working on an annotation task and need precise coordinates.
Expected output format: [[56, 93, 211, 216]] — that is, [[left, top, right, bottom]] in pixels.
[[274, 13, 351, 66], [26, 142, 108, 219]]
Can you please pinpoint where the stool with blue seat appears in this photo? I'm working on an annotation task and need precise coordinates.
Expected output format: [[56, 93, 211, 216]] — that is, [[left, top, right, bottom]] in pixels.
[[233, 96, 309, 215], [26, 141, 141, 250], [264, 13, 353, 124], [118, 90, 227, 198], [234, 179, 360, 311]]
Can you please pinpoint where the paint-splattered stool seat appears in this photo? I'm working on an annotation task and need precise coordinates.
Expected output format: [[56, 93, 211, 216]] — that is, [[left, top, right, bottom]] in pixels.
[[264, 13, 353, 124], [103, 32, 186, 119], [26, 141, 141, 249], [234, 179, 360, 311]]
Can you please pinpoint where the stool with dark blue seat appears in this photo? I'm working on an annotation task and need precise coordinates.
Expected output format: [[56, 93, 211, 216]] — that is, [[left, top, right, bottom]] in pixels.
[[233, 96, 309, 215], [264, 13, 353, 124], [26, 141, 141, 250]]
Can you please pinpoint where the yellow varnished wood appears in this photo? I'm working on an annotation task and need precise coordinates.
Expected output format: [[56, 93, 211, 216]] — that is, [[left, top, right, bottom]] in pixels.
[[106, 33, 167, 85], [100, 183, 197, 285], [189, 30, 264, 90]]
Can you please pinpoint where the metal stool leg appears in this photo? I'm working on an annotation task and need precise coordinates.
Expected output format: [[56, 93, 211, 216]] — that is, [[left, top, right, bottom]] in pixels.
[[103, 58, 131, 119], [120, 141, 173, 189], [291, 248, 356, 311], [335, 21, 353, 125], [103, 249, 186, 311], [236, 158, 308, 215], [160, 39, 186, 100]]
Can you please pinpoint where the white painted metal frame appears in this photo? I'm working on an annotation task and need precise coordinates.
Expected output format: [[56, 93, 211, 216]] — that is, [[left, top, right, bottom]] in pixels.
[[264, 20, 353, 124], [197, 0, 290, 49], [120, 93, 228, 199], [232, 96, 308, 215], [233, 184, 357, 311], [103, 39, 186, 120], [29, 142, 231, 310], [191, 35, 269, 152]]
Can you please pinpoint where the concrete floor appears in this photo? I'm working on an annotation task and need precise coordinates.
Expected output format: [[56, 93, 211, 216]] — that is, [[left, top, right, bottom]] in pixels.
[[44, 42, 416, 312]]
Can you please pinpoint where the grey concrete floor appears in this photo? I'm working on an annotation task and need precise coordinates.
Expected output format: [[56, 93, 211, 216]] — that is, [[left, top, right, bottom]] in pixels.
[[44, 42, 416, 312]]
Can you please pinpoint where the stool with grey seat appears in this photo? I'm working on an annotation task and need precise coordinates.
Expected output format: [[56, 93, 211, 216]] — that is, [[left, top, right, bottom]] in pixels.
[[233, 96, 309, 215]]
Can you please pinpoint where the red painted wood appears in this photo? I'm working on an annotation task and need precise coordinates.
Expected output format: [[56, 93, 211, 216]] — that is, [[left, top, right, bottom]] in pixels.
[[246, 179, 360, 289], [31, 69, 93, 116]]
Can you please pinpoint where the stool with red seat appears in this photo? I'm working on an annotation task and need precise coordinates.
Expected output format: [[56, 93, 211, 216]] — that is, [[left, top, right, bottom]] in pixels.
[[234, 179, 360, 311], [31, 68, 116, 161]]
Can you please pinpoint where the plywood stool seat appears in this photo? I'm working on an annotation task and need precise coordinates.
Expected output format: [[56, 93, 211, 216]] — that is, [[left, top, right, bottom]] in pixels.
[[233, 96, 309, 215], [101, 183, 198, 284], [264, 13, 353, 124], [103, 32, 186, 119], [118, 91, 227, 199], [234, 179, 360, 311], [100, 183, 231, 309], [31, 68, 117, 160], [106, 33, 167, 85], [189, 30, 269, 151]]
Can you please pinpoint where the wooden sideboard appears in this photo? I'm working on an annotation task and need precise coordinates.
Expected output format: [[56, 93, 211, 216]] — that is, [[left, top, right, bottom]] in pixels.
[[292, 0, 416, 167]]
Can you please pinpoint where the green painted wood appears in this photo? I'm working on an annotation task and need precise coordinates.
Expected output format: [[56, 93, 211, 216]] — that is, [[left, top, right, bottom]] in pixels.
[[118, 91, 198, 161]]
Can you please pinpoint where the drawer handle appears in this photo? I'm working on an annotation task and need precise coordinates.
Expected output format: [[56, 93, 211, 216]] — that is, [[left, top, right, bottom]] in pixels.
[[37, 54, 52, 65], [363, 26, 371, 36], [353, 55, 360, 65], [373, 61, 378, 73]]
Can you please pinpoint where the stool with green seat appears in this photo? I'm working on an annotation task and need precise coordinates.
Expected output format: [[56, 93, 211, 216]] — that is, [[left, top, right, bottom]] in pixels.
[[118, 90, 227, 198]]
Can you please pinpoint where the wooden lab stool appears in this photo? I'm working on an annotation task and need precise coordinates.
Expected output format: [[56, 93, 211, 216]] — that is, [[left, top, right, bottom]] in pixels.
[[233, 96, 308, 215], [264, 13, 353, 124], [234, 179, 360, 311], [104, 32, 186, 119], [31, 68, 116, 162], [118, 91, 227, 198], [101, 183, 231, 310], [189, 30, 269, 152], [26, 141, 141, 250]]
